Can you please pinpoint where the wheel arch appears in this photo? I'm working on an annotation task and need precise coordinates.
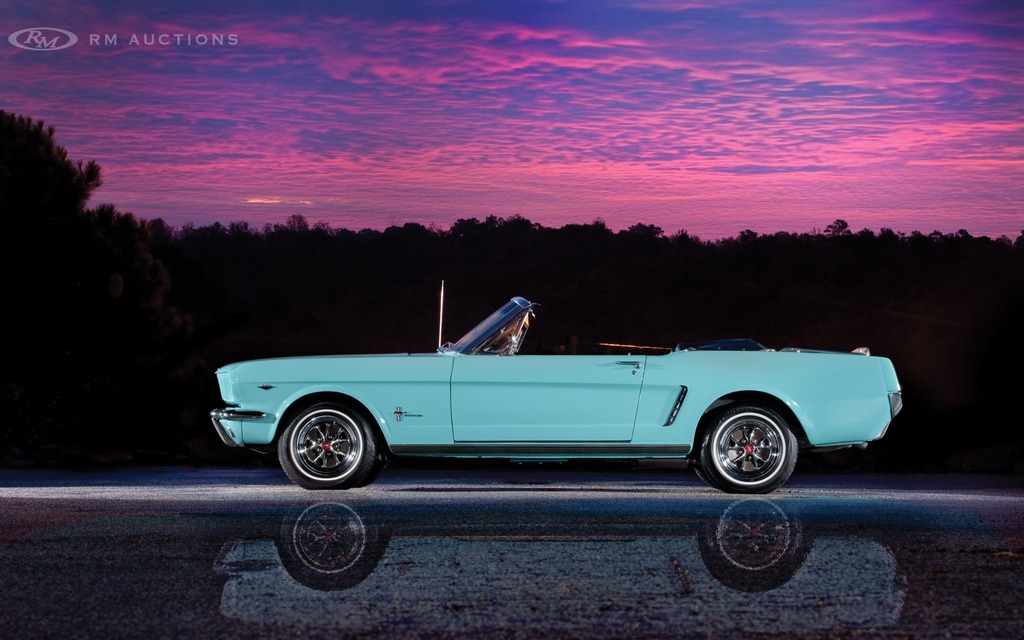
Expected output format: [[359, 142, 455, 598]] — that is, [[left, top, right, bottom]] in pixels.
[[275, 391, 390, 454], [691, 391, 808, 459]]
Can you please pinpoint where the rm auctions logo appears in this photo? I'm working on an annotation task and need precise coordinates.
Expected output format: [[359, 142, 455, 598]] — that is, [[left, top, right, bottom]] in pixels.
[[8, 27, 78, 51]]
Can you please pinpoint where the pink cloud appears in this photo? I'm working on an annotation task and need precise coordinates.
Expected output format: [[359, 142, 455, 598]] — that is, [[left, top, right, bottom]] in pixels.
[[2, 1, 1021, 239]]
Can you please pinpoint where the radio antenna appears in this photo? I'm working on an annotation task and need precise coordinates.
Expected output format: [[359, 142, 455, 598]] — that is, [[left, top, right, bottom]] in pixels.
[[437, 280, 445, 348]]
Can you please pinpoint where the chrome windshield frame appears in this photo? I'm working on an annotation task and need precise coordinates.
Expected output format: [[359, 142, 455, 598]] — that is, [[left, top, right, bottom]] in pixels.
[[440, 296, 537, 356]]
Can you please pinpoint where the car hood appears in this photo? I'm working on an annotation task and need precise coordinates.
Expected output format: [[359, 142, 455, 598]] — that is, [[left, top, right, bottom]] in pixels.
[[215, 352, 444, 375]]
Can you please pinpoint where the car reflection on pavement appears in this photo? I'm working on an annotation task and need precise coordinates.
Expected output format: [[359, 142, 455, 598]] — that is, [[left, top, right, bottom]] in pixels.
[[214, 498, 904, 635]]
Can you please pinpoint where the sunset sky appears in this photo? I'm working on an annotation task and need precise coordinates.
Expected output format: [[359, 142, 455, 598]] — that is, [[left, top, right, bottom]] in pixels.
[[4, 0, 1023, 239]]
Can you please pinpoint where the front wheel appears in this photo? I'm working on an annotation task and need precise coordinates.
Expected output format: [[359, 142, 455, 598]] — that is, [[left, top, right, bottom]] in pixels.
[[698, 403, 797, 494], [278, 403, 379, 489]]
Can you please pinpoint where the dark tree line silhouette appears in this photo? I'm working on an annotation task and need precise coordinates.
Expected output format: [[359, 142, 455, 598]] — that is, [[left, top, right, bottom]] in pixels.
[[1, 112, 188, 459], [3, 110, 1023, 471]]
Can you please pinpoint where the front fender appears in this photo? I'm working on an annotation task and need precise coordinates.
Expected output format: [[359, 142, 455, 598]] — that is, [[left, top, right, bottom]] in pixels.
[[239, 384, 394, 446]]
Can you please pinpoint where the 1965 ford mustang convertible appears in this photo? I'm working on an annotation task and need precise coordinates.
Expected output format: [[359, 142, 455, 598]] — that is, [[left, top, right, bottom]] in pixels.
[[211, 296, 902, 494]]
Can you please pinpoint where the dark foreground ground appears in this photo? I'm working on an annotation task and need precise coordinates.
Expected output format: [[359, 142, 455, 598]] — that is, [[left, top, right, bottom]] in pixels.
[[0, 464, 1021, 639]]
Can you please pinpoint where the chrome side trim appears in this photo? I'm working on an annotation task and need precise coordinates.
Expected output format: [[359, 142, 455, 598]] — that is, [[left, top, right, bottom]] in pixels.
[[389, 444, 690, 456], [663, 385, 688, 426]]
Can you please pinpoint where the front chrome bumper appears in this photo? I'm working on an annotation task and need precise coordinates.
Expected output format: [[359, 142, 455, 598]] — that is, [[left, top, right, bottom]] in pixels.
[[210, 409, 267, 447]]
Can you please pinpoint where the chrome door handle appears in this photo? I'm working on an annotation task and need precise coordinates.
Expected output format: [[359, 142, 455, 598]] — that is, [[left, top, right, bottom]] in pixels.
[[615, 361, 643, 369]]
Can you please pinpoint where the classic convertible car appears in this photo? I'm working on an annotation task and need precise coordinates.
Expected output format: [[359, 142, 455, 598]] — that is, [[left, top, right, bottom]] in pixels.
[[211, 296, 902, 494]]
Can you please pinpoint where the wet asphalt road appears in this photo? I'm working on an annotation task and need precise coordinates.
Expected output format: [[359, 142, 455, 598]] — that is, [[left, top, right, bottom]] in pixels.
[[0, 464, 1021, 639]]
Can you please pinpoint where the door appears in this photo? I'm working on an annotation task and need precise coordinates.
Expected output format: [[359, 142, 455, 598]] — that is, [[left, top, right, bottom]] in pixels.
[[451, 355, 646, 442]]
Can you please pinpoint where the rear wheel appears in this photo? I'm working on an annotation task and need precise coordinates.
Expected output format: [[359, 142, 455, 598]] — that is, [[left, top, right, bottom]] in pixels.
[[698, 403, 797, 494], [278, 402, 379, 489]]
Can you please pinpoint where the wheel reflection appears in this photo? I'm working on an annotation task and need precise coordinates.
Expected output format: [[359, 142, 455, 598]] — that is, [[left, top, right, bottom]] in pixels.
[[276, 503, 390, 591], [698, 498, 809, 592]]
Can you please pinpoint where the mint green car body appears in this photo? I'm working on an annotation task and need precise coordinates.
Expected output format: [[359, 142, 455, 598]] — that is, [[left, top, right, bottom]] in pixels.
[[212, 297, 902, 494]]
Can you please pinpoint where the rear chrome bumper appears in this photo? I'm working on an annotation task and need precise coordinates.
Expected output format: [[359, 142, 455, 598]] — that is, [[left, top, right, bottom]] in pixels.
[[210, 409, 267, 447], [888, 391, 904, 418], [872, 391, 904, 442]]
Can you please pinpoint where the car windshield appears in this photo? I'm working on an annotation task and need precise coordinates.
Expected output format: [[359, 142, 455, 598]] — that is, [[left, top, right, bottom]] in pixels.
[[442, 296, 535, 355]]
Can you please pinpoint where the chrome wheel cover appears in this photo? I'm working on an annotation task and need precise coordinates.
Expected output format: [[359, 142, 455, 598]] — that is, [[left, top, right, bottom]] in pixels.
[[712, 411, 786, 486], [290, 409, 364, 482]]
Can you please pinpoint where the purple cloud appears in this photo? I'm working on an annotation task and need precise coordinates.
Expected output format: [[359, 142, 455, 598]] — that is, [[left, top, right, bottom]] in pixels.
[[2, 0, 1021, 238]]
